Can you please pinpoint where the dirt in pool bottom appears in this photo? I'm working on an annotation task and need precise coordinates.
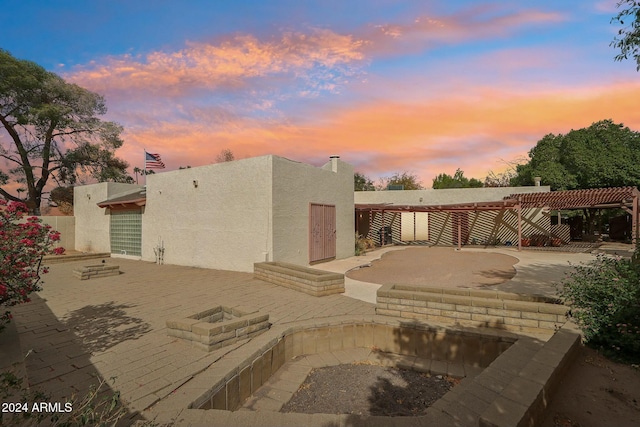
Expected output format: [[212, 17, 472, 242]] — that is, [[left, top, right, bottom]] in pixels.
[[280, 362, 458, 416]]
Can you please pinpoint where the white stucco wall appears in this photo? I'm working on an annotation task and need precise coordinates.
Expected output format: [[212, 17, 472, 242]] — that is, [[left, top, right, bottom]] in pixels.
[[142, 156, 273, 272], [39, 216, 75, 251], [354, 186, 551, 206], [74, 183, 141, 253], [271, 156, 354, 265]]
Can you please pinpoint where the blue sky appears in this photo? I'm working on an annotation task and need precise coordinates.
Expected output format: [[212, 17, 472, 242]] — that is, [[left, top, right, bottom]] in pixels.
[[1, 0, 639, 187]]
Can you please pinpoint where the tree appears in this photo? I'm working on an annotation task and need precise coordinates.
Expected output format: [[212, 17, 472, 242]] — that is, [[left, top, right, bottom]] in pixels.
[[483, 159, 523, 187], [0, 50, 130, 215], [483, 170, 517, 187], [215, 148, 235, 163], [49, 185, 74, 214], [511, 120, 640, 236], [377, 171, 424, 190], [611, 0, 640, 71], [510, 120, 640, 190], [50, 186, 74, 206], [432, 169, 484, 189], [354, 172, 375, 191], [132, 167, 155, 184], [0, 200, 63, 331], [132, 167, 155, 175]]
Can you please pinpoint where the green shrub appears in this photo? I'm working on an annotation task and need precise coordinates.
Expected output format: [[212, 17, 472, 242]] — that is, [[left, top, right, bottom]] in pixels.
[[354, 233, 375, 256], [559, 253, 640, 363]]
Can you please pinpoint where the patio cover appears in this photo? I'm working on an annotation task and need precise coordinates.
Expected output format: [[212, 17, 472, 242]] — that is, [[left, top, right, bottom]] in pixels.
[[97, 188, 146, 209], [355, 199, 522, 250], [509, 186, 640, 210], [509, 186, 640, 243], [355, 199, 518, 213], [356, 186, 640, 249]]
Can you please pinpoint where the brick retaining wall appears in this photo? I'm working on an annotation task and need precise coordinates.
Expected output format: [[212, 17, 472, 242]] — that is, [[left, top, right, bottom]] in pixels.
[[376, 284, 568, 335], [254, 262, 344, 296]]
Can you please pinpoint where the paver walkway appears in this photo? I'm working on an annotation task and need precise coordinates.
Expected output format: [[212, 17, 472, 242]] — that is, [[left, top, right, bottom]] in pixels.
[[9, 258, 374, 424]]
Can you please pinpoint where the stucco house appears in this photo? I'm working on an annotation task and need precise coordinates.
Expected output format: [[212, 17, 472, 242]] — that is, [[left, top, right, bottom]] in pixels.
[[74, 155, 353, 272]]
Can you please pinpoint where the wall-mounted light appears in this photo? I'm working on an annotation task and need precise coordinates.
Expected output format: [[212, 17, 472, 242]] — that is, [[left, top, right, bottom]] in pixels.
[[193, 180, 198, 188], [87, 194, 91, 200]]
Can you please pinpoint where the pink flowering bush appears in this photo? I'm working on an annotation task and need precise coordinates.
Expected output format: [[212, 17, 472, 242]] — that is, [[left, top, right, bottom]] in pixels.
[[0, 200, 64, 331]]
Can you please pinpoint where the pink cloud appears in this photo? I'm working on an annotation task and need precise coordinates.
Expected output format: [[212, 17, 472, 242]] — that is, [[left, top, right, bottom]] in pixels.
[[67, 28, 367, 98], [57, 4, 629, 189], [67, 5, 566, 103], [115, 76, 640, 187], [361, 7, 566, 56]]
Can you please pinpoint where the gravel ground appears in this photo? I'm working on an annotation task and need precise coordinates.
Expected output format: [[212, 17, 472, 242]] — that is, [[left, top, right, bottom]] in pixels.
[[280, 363, 457, 416]]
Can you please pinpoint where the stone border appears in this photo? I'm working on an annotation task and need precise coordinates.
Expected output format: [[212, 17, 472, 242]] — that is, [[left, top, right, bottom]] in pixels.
[[166, 306, 270, 352], [254, 262, 344, 296], [377, 284, 568, 335], [72, 264, 120, 280]]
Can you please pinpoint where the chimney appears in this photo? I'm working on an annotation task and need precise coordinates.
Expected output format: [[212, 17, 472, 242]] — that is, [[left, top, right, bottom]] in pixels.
[[329, 155, 339, 173], [534, 177, 541, 187]]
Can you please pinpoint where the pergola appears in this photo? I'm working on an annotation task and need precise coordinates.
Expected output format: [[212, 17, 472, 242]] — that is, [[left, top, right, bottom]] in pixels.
[[355, 199, 523, 251], [509, 186, 640, 243], [355, 186, 640, 250]]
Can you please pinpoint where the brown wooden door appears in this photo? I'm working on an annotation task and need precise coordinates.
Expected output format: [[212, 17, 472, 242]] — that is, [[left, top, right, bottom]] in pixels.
[[310, 203, 336, 263]]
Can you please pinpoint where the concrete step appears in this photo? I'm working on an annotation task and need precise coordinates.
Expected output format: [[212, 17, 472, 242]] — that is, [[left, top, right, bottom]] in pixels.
[[43, 252, 111, 264]]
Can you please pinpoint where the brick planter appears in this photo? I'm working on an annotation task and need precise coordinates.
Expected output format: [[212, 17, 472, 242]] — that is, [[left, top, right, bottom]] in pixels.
[[167, 306, 270, 352], [72, 264, 120, 280], [254, 262, 344, 296]]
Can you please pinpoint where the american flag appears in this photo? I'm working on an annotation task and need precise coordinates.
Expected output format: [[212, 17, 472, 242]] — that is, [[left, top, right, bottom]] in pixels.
[[145, 151, 165, 169]]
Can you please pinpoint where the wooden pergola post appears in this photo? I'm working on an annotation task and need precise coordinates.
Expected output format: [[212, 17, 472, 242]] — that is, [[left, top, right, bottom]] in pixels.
[[382, 209, 386, 246], [517, 201, 522, 252], [457, 213, 462, 250]]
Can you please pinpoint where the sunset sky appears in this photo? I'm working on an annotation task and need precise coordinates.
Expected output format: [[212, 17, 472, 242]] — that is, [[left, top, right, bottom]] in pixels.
[[2, 0, 640, 188]]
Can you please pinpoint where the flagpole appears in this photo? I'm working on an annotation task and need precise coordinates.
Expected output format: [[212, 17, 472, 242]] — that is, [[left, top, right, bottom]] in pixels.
[[143, 148, 147, 186]]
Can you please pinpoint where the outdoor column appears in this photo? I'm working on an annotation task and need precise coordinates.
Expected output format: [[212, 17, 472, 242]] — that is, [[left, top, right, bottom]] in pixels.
[[382, 209, 386, 246], [517, 203, 522, 251], [457, 213, 462, 250]]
